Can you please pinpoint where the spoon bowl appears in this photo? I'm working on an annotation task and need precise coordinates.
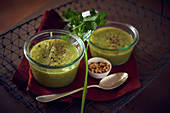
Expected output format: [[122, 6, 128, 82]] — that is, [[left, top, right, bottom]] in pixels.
[[36, 72, 128, 102], [99, 72, 128, 90]]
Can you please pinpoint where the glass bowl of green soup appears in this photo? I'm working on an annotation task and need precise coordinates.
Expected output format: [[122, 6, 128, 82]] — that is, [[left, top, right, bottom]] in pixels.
[[89, 21, 139, 65], [24, 29, 85, 88]]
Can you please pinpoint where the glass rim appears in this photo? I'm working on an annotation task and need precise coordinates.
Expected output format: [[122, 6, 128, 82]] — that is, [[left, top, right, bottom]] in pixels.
[[24, 29, 85, 69], [89, 21, 139, 51]]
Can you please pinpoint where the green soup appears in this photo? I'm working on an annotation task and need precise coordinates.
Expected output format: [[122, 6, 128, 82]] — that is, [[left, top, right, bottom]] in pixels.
[[30, 39, 79, 88], [89, 27, 134, 65]]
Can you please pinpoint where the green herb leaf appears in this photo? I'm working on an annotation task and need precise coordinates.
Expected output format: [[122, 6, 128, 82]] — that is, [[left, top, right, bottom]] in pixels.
[[99, 12, 107, 20], [84, 13, 99, 22], [99, 19, 108, 26], [85, 21, 97, 30], [90, 8, 96, 16], [62, 8, 72, 19]]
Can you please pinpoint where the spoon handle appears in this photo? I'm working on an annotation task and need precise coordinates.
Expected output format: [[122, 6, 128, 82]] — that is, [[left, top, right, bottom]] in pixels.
[[36, 85, 99, 102]]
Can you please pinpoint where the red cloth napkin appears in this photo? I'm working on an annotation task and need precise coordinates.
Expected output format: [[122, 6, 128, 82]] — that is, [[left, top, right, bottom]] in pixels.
[[12, 9, 141, 102]]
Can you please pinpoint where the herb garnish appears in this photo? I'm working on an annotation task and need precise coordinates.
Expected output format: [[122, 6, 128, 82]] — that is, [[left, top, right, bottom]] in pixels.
[[62, 8, 107, 113]]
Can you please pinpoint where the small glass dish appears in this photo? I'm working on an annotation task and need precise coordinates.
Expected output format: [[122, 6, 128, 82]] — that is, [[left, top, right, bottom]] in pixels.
[[88, 57, 112, 79], [24, 29, 85, 88], [89, 21, 139, 65]]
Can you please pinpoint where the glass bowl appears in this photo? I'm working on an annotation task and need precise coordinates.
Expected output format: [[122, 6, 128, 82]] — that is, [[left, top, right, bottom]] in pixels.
[[89, 21, 139, 65], [24, 29, 85, 88]]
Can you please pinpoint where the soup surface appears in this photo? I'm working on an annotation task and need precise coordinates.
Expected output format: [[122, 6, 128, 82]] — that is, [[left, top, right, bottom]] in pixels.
[[30, 39, 79, 66]]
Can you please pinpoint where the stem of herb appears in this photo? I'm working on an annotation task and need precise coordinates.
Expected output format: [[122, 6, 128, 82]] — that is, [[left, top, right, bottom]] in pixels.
[[73, 22, 84, 31], [81, 34, 90, 113], [81, 47, 88, 113]]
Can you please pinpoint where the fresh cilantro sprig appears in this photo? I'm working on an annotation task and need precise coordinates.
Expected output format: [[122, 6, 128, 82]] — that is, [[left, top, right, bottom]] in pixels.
[[62, 8, 107, 113], [62, 8, 107, 40]]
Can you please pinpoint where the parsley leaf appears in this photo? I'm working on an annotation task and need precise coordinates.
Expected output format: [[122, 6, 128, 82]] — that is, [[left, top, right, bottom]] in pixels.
[[62, 8, 107, 40]]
